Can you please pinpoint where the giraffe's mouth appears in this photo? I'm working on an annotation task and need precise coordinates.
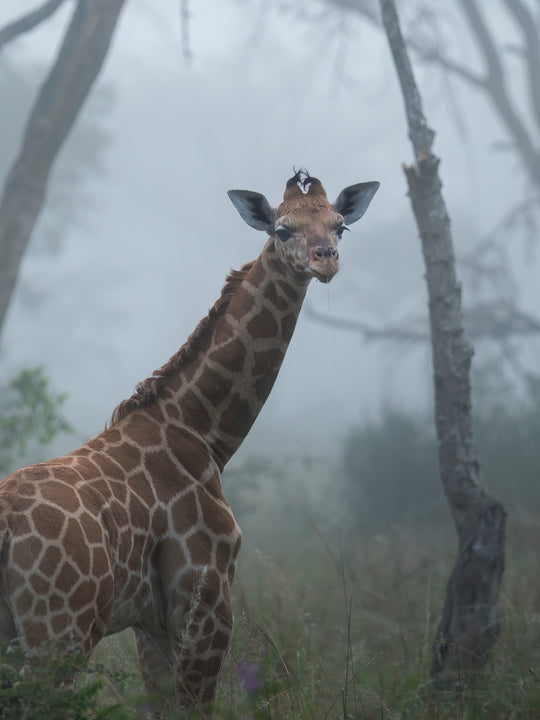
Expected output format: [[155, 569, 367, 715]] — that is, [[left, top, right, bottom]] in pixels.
[[309, 260, 339, 283]]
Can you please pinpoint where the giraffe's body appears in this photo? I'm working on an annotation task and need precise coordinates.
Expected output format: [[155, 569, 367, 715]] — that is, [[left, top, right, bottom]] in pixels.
[[0, 171, 378, 714]]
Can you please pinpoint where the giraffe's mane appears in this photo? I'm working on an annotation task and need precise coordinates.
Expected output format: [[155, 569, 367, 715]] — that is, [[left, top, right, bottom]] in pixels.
[[109, 260, 255, 426]]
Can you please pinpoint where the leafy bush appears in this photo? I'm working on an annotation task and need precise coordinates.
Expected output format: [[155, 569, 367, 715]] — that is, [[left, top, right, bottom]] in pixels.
[[0, 367, 71, 477], [475, 374, 540, 514], [342, 410, 441, 532], [0, 644, 129, 719]]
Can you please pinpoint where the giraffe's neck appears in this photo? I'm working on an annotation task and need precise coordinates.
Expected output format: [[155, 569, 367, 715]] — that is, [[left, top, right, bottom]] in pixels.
[[163, 239, 309, 469]]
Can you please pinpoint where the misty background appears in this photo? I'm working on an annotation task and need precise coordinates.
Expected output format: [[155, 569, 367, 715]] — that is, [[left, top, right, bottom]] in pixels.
[[1, 0, 539, 464], [2, 3, 540, 712]]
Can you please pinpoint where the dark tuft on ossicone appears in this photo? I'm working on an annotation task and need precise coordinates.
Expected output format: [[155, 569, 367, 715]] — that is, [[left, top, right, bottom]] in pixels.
[[286, 167, 309, 189], [285, 168, 325, 196]]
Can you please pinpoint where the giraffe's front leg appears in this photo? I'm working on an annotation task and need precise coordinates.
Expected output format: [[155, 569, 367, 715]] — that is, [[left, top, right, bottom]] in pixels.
[[168, 568, 234, 711], [133, 626, 176, 718]]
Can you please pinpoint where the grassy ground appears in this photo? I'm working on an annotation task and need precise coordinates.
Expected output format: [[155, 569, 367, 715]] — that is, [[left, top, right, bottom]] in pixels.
[[0, 488, 537, 718], [80, 509, 540, 719]]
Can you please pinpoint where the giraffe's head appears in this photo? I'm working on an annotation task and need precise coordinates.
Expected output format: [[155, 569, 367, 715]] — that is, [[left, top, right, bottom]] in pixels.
[[228, 170, 379, 283]]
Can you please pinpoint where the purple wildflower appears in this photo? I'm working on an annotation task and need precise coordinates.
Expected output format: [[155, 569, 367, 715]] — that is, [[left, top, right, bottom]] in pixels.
[[236, 659, 262, 695]]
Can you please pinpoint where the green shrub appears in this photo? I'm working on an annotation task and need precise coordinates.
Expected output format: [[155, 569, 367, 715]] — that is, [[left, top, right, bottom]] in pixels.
[[342, 410, 441, 532], [0, 367, 71, 477], [0, 643, 129, 719]]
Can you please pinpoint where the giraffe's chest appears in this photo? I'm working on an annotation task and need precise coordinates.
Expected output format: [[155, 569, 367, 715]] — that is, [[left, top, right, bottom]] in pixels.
[[105, 488, 242, 635]]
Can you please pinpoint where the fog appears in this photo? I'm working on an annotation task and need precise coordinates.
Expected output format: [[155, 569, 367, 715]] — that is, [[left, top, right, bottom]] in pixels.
[[1, 0, 539, 460]]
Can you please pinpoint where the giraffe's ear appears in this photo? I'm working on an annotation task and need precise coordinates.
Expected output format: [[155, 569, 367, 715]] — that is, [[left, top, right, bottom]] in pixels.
[[227, 190, 276, 232], [333, 181, 380, 225]]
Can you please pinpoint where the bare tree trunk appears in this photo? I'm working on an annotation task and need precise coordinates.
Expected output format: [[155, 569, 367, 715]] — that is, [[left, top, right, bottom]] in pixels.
[[0, 0, 126, 337], [380, 0, 506, 683]]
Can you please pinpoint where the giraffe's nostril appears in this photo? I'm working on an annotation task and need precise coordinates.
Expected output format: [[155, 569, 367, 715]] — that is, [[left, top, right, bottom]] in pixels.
[[313, 247, 337, 260]]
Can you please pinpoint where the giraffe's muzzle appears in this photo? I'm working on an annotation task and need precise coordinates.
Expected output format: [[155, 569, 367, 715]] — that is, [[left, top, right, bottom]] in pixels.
[[309, 245, 340, 282]]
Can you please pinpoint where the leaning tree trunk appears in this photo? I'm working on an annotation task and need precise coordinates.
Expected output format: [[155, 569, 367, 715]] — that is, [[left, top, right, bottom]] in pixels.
[[0, 0, 126, 337], [379, 0, 506, 683]]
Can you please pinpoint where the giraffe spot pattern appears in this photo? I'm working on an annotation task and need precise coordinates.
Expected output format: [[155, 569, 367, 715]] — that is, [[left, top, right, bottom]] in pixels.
[[246, 307, 278, 339], [186, 530, 213, 565], [124, 416, 162, 447], [49, 594, 64, 612], [41, 481, 80, 513], [15, 589, 33, 616], [197, 365, 231, 407], [32, 505, 66, 540], [30, 574, 49, 595], [254, 371, 280, 403], [171, 491, 199, 535], [39, 546, 62, 576], [208, 338, 246, 374], [180, 390, 212, 435], [57, 562, 80, 593], [218, 396, 254, 439], [252, 348, 284, 377], [165, 425, 213, 480], [227, 286, 255, 323], [12, 537, 42, 571], [281, 312, 299, 343]]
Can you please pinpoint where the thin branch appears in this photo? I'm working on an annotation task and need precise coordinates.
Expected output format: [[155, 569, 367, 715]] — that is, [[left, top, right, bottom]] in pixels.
[[179, 0, 193, 67], [413, 46, 485, 87], [322, 0, 380, 25], [327, 0, 540, 190], [501, 0, 540, 132], [456, 0, 540, 189], [0, 0, 66, 51], [307, 302, 540, 343], [306, 306, 429, 342]]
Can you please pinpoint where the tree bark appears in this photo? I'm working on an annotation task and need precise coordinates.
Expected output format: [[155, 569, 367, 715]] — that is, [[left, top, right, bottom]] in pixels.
[[380, 0, 506, 683], [0, 0, 126, 337]]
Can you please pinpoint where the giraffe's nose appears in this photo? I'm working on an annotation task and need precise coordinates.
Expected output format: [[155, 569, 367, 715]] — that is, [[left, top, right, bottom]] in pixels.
[[311, 246, 338, 261], [308, 244, 340, 283]]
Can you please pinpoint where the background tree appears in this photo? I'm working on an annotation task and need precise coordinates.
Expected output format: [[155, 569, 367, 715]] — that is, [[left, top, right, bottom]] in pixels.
[[0, 0, 125, 337], [322, 0, 540, 198], [380, 0, 506, 681], [305, 0, 540, 373]]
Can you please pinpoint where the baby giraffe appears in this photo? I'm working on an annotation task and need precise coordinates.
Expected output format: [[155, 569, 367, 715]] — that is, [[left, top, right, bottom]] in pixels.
[[0, 170, 378, 715]]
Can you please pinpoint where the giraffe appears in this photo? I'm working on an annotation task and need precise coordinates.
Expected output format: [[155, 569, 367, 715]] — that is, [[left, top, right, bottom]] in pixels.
[[0, 170, 378, 714]]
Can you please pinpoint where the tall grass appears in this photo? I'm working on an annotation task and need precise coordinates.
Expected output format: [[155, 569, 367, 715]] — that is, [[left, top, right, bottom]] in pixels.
[[72, 511, 539, 719], [3, 398, 540, 718], [1, 515, 538, 718], [215, 522, 540, 720]]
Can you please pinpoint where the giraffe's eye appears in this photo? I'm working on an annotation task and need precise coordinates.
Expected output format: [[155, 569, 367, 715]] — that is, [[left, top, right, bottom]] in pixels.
[[275, 226, 293, 242], [336, 224, 349, 239]]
